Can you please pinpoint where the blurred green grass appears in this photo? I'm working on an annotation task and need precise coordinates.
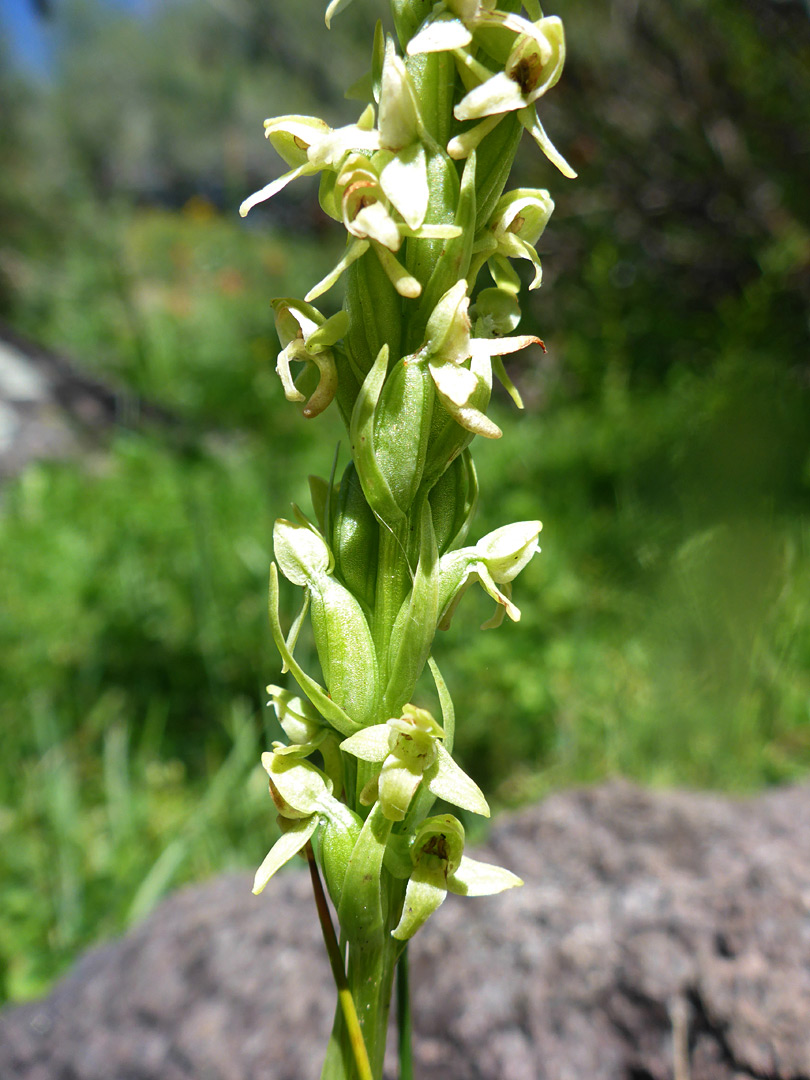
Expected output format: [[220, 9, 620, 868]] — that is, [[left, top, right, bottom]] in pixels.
[[1, 0, 809, 1008], [2, 206, 808, 1005]]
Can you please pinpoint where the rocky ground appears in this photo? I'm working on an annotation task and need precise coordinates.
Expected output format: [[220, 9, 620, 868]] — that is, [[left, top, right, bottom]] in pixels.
[[2, 781, 809, 1080], [0, 321, 170, 479]]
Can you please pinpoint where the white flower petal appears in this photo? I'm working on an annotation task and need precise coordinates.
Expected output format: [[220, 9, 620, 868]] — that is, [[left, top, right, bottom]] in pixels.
[[446, 854, 523, 897], [252, 816, 318, 894], [275, 343, 307, 403], [351, 200, 402, 249], [407, 14, 472, 55], [380, 143, 429, 231], [239, 163, 315, 217], [455, 70, 526, 122], [340, 725, 391, 762], [519, 106, 577, 178]]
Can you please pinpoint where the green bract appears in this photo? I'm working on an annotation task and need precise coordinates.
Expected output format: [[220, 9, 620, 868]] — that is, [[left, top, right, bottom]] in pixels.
[[253, 751, 361, 903], [244, 2, 572, 1076]]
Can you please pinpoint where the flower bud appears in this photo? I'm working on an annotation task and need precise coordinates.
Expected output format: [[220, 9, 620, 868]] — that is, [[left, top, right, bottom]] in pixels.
[[429, 449, 478, 555], [261, 751, 332, 819], [373, 356, 434, 516], [331, 461, 379, 610], [471, 288, 521, 335], [267, 685, 323, 746], [273, 518, 333, 586], [273, 519, 379, 726], [379, 39, 421, 152]]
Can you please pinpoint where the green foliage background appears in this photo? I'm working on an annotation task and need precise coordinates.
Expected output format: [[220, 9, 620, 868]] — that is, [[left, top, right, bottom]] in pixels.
[[1, 0, 809, 1003]]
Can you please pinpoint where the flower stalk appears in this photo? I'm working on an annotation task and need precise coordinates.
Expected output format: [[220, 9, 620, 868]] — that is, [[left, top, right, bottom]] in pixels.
[[243, 1, 573, 1076]]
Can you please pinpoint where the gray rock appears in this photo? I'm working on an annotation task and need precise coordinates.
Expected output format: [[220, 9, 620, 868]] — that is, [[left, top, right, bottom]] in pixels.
[[2, 782, 810, 1079], [0, 322, 172, 478]]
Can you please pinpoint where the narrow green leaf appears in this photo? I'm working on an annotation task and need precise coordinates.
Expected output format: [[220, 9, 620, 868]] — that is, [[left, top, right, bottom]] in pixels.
[[427, 657, 455, 755], [268, 564, 358, 736], [337, 802, 393, 943], [350, 344, 406, 525]]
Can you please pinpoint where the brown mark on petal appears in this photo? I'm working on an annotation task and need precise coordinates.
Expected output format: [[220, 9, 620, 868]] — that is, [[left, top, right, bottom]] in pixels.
[[344, 179, 379, 220], [293, 135, 309, 150], [510, 49, 544, 94], [423, 834, 449, 862], [268, 779, 287, 814]]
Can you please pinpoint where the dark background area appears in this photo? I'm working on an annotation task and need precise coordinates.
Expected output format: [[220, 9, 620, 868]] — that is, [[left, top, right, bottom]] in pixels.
[[1, 0, 809, 1005]]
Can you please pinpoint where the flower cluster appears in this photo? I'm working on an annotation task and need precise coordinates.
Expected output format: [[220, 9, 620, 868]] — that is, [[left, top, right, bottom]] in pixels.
[[243, 2, 573, 1074]]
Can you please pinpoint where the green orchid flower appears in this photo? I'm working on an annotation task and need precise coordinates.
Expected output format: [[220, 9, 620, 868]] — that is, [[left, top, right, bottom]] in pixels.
[[308, 151, 459, 302], [305, 42, 461, 302], [471, 187, 555, 292], [253, 750, 361, 904], [391, 814, 523, 940], [432, 10, 575, 176], [239, 106, 379, 218], [266, 685, 344, 793], [418, 280, 543, 438], [271, 299, 348, 418], [438, 519, 542, 629], [454, 16, 566, 122], [340, 704, 489, 821]]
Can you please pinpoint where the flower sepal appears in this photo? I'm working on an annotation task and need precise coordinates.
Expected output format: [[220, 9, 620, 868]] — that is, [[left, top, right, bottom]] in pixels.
[[274, 520, 380, 727]]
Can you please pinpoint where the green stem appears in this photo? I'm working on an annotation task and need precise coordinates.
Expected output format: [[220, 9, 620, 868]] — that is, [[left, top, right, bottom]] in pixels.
[[346, 932, 398, 1078], [396, 947, 414, 1080], [306, 843, 374, 1080]]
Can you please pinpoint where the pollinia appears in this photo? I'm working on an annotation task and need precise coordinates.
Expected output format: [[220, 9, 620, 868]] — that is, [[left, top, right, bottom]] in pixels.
[[241, 1, 573, 1076]]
